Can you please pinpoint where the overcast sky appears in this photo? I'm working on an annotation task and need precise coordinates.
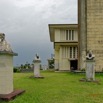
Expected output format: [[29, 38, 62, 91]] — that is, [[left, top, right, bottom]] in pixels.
[[0, 0, 77, 66]]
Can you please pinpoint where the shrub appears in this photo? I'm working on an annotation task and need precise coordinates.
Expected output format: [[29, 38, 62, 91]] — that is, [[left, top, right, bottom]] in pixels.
[[13, 67, 20, 73]]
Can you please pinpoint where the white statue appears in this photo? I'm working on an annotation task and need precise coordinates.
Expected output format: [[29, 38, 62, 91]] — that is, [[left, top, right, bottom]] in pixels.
[[0, 33, 13, 52], [34, 53, 41, 60], [86, 50, 95, 60]]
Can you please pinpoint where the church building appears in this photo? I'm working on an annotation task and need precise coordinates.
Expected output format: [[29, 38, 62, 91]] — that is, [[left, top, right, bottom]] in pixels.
[[49, 0, 103, 71], [49, 24, 78, 71]]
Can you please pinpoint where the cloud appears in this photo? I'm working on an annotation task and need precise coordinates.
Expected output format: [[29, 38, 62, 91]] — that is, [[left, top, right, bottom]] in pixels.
[[0, 0, 77, 65]]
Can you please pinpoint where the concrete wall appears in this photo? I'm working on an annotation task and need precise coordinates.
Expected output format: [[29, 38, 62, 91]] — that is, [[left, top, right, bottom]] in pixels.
[[54, 29, 78, 42], [54, 49, 59, 70], [55, 29, 60, 42], [79, 0, 103, 71], [86, 0, 103, 71], [55, 46, 70, 71], [60, 58, 70, 70], [78, 0, 86, 70]]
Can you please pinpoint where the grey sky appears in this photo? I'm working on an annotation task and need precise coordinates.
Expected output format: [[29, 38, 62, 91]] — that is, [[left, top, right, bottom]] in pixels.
[[0, 0, 77, 66]]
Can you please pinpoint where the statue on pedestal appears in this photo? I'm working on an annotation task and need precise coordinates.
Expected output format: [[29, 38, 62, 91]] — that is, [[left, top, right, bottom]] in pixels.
[[86, 50, 95, 60], [0, 33, 12, 52], [0, 33, 25, 100], [86, 50, 95, 81], [34, 53, 40, 60], [32, 53, 44, 78]]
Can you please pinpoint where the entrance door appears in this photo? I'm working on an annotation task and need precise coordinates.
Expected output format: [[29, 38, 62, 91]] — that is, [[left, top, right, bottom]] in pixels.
[[70, 60, 78, 70]]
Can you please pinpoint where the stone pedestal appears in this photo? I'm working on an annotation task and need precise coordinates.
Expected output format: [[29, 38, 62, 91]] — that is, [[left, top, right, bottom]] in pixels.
[[0, 33, 25, 101], [79, 50, 99, 83], [0, 52, 25, 101], [32, 54, 44, 78], [34, 60, 41, 77], [86, 60, 95, 81], [0, 52, 17, 94]]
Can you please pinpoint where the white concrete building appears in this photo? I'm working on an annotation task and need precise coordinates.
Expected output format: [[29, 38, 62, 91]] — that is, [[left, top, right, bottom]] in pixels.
[[49, 24, 78, 71]]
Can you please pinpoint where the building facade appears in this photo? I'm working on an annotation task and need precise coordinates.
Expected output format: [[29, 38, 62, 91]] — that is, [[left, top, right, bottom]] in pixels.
[[79, 0, 103, 71], [49, 0, 103, 71], [49, 24, 78, 71]]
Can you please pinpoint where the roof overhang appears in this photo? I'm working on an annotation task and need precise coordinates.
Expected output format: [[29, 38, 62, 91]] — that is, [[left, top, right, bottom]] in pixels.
[[48, 24, 78, 42]]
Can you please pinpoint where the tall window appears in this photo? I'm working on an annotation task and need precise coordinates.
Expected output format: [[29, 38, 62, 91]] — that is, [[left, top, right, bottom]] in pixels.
[[62, 46, 78, 59], [66, 30, 74, 40], [60, 29, 78, 41], [69, 30, 71, 40], [73, 47, 75, 58], [70, 47, 78, 59], [72, 30, 74, 40], [70, 47, 72, 58], [66, 30, 68, 40]]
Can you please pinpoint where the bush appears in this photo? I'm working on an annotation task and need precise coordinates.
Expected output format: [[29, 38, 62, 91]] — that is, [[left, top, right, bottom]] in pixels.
[[13, 67, 20, 73]]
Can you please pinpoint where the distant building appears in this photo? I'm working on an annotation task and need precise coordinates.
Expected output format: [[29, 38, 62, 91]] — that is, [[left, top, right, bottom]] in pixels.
[[49, 24, 78, 71]]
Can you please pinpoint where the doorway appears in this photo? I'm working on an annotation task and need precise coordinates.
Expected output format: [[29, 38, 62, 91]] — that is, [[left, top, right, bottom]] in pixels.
[[70, 60, 78, 70]]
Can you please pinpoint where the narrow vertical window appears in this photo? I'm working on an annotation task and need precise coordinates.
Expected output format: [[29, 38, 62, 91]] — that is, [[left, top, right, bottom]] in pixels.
[[70, 47, 72, 58], [60, 29, 62, 41], [69, 30, 71, 40], [62, 47, 64, 58], [73, 47, 75, 58], [76, 47, 78, 58], [66, 30, 68, 40], [72, 30, 74, 40]]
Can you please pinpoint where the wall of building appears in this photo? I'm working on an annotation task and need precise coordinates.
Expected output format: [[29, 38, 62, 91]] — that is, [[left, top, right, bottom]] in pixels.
[[54, 29, 78, 42], [54, 49, 59, 70], [54, 46, 70, 71], [78, 0, 87, 70], [86, 0, 103, 71], [55, 29, 60, 42], [59, 46, 70, 70]]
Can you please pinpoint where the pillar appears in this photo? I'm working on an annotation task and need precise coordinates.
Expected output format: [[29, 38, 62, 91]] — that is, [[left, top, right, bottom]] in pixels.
[[0, 52, 17, 94]]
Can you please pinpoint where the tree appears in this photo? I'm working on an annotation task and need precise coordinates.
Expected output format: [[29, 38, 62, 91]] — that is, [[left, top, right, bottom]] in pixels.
[[49, 59, 54, 69]]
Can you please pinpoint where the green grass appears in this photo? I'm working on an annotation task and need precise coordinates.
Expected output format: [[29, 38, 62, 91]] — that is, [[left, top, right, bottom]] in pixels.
[[1, 71, 103, 103]]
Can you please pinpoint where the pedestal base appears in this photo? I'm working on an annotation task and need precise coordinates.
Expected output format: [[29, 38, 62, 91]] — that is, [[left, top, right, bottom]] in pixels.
[[30, 76, 44, 79], [79, 78, 100, 84], [34, 76, 44, 78], [86, 60, 95, 82], [0, 90, 25, 101]]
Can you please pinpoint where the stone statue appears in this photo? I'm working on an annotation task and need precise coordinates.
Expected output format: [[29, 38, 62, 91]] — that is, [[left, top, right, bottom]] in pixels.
[[0, 33, 5, 42], [0, 33, 13, 52], [35, 53, 40, 60], [36, 53, 39, 59], [33, 53, 44, 78], [86, 50, 95, 60], [86, 50, 95, 81]]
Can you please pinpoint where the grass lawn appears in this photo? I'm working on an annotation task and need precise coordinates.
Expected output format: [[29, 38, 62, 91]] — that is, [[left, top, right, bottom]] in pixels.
[[1, 71, 103, 103]]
